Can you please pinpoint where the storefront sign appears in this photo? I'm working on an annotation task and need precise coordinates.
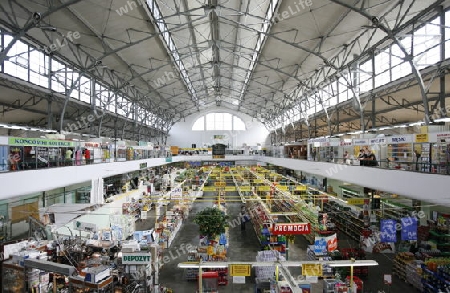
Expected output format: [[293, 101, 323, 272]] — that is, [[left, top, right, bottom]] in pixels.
[[352, 139, 369, 146], [229, 264, 251, 276], [415, 134, 428, 143], [435, 132, 450, 142], [388, 135, 413, 144], [9, 137, 74, 147], [272, 223, 311, 235], [401, 217, 418, 241], [369, 138, 386, 145], [340, 139, 352, 146], [122, 253, 151, 264], [302, 264, 322, 277]]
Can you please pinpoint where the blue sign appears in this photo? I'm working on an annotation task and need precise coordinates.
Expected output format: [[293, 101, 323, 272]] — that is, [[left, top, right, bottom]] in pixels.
[[314, 237, 327, 254], [401, 217, 418, 241], [380, 219, 397, 242]]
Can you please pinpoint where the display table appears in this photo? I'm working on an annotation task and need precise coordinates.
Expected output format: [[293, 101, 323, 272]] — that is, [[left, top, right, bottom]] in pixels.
[[69, 276, 113, 291]]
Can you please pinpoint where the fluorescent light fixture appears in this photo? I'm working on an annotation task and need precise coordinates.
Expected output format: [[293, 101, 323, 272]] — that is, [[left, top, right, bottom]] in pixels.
[[434, 117, 450, 122], [328, 260, 378, 267]]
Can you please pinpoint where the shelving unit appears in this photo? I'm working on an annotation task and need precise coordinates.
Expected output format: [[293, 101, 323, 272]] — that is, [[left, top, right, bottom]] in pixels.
[[432, 142, 450, 175], [380, 200, 412, 220], [306, 245, 334, 278], [323, 201, 364, 242], [392, 252, 415, 281], [421, 263, 450, 292]]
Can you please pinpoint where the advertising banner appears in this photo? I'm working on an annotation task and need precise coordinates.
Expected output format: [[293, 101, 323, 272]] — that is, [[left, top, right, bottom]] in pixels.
[[380, 219, 397, 243], [401, 217, 418, 241], [272, 223, 311, 235]]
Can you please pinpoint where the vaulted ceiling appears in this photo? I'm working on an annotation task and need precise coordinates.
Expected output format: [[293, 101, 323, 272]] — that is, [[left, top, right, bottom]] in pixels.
[[0, 0, 449, 139]]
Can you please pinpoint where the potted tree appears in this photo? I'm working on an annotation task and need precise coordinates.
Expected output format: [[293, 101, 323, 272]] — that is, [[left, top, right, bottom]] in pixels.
[[193, 207, 229, 240]]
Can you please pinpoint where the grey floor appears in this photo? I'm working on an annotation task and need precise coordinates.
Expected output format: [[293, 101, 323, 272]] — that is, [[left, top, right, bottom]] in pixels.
[[138, 192, 417, 293]]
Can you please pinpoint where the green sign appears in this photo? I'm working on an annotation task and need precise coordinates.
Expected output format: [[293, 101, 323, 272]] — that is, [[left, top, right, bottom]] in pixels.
[[9, 137, 74, 147], [122, 253, 151, 264], [140, 162, 148, 169]]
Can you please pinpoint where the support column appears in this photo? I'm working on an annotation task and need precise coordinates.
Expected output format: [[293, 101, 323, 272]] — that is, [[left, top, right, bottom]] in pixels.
[[47, 99, 53, 129], [439, 5, 446, 118]]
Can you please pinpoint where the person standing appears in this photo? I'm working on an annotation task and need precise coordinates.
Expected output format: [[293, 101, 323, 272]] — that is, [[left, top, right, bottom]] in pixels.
[[84, 148, 91, 164], [65, 148, 73, 166], [240, 211, 246, 231]]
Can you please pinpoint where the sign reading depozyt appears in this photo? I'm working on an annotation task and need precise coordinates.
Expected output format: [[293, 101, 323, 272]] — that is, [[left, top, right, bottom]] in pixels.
[[272, 223, 311, 235], [9, 137, 74, 147], [122, 253, 151, 264]]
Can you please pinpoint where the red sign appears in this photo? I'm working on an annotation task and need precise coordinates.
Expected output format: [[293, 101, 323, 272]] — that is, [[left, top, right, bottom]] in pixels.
[[272, 223, 311, 235]]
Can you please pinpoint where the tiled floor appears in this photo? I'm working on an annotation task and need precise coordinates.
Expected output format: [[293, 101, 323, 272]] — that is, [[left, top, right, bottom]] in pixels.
[[138, 192, 417, 293]]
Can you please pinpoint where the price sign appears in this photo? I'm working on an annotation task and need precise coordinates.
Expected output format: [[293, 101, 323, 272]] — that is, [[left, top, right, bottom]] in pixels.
[[240, 186, 251, 192], [302, 264, 323, 277], [347, 198, 365, 205], [295, 185, 307, 191], [229, 264, 251, 276], [257, 186, 271, 192], [214, 182, 226, 187], [277, 185, 289, 191], [203, 186, 216, 192], [224, 186, 236, 192]]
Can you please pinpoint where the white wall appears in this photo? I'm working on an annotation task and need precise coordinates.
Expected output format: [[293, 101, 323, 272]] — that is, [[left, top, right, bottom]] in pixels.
[[167, 108, 269, 148], [258, 156, 450, 207]]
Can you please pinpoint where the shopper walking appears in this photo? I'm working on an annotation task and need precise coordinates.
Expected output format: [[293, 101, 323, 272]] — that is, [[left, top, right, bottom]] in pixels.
[[240, 211, 246, 231]]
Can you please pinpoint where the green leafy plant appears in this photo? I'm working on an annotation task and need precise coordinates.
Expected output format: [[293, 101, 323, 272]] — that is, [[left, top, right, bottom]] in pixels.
[[193, 207, 229, 239]]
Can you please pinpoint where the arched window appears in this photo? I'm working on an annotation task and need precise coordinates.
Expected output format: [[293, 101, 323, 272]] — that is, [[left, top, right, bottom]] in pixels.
[[192, 113, 246, 131]]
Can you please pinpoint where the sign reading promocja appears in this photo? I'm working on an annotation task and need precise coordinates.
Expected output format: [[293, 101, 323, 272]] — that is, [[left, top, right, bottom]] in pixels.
[[271, 223, 311, 235]]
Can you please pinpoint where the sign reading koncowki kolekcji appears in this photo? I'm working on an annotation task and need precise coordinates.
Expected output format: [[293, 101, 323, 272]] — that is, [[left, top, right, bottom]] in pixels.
[[271, 223, 311, 235]]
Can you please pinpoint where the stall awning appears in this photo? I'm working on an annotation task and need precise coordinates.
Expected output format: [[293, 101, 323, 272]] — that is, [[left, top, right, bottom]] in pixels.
[[24, 259, 76, 276]]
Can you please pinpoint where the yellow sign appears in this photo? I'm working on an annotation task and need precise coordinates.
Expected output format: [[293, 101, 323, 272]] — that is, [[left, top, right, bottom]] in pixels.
[[257, 173, 266, 178], [295, 185, 307, 191], [224, 186, 236, 192], [240, 186, 251, 192], [253, 179, 263, 184], [302, 264, 322, 277], [257, 186, 271, 192], [229, 264, 251, 276], [347, 198, 365, 205], [203, 186, 216, 192], [214, 182, 226, 187], [207, 246, 214, 256], [415, 133, 428, 143], [277, 185, 289, 191]]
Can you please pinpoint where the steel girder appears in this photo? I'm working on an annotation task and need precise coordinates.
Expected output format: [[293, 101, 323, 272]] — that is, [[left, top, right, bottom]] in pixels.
[[329, 0, 446, 126], [0, 73, 169, 138], [0, 0, 175, 129]]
